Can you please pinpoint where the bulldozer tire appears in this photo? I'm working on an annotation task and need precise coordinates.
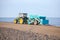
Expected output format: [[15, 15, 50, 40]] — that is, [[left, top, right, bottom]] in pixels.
[[19, 18, 23, 24], [34, 20, 38, 25], [14, 19, 17, 24]]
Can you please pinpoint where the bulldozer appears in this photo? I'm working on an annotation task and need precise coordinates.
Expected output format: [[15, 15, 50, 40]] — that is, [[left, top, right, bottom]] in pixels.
[[14, 13, 28, 24], [14, 13, 49, 25]]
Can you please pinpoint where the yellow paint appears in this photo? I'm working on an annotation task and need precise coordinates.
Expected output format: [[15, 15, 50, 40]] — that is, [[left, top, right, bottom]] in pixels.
[[14, 20, 16, 24], [19, 18, 23, 24]]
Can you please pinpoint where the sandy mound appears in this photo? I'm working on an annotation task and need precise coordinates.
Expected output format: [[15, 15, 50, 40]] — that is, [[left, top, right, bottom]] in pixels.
[[0, 27, 60, 40]]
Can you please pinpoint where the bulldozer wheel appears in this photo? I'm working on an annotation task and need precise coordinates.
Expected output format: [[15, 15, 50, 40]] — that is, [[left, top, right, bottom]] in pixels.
[[19, 18, 23, 24], [14, 19, 17, 24], [34, 20, 38, 25]]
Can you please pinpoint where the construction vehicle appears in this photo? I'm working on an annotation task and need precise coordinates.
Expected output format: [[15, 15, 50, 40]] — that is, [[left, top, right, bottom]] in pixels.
[[14, 13, 28, 24], [27, 15, 49, 25], [14, 13, 49, 25]]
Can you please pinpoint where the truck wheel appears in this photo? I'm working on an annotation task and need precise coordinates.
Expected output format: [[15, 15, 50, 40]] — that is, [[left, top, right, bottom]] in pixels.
[[19, 18, 23, 24], [34, 20, 38, 25]]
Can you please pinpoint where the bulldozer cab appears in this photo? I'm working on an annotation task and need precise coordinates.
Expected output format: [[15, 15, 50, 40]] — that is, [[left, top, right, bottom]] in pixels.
[[19, 13, 27, 18]]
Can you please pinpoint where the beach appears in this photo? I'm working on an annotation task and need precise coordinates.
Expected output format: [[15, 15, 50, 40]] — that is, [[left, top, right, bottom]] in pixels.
[[0, 22, 60, 40]]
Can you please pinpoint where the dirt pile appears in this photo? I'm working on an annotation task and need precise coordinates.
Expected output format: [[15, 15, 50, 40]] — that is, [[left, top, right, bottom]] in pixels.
[[0, 27, 60, 40]]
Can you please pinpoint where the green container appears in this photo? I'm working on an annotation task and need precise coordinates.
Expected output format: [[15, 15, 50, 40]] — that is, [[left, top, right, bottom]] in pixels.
[[42, 20, 49, 25], [39, 16, 46, 20], [40, 19, 49, 25]]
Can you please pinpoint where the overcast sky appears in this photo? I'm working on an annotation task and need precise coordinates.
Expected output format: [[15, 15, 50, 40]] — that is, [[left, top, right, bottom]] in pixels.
[[0, 0, 60, 17]]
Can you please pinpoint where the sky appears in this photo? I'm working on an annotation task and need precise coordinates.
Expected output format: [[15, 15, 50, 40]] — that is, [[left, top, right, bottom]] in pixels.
[[0, 0, 60, 17]]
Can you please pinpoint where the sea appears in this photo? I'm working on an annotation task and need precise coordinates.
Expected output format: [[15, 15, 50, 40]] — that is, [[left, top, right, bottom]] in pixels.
[[0, 17, 60, 27]]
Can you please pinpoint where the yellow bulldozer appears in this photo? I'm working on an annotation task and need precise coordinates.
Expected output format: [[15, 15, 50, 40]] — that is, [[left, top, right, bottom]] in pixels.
[[14, 13, 28, 24]]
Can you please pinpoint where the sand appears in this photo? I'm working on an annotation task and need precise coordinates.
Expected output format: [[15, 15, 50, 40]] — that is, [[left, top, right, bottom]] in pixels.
[[0, 22, 60, 40]]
